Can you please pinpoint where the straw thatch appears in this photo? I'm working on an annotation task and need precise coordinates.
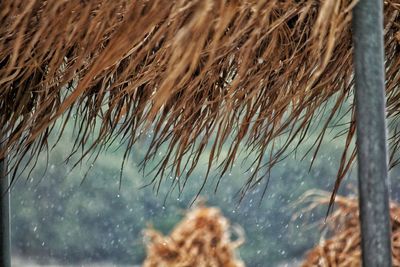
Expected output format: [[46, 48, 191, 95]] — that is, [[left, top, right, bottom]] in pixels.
[[142, 205, 245, 267], [299, 191, 400, 266], [1, 0, 400, 193]]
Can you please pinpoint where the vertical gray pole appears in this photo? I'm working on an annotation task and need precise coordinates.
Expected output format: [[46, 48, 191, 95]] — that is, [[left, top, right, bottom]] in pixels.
[[352, 0, 392, 266], [0, 154, 11, 266]]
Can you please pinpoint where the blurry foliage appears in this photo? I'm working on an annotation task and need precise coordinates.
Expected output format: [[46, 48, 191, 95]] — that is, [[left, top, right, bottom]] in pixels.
[[10, 110, 399, 266]]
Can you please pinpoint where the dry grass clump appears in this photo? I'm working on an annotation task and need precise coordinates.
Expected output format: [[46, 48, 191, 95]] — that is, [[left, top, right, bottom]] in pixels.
[[299, 191, 400, 267], [142, 205, 245, 267]]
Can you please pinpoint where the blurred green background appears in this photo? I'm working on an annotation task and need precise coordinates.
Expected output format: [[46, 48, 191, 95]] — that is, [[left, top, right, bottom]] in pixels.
[[9, 99, 400, 266]]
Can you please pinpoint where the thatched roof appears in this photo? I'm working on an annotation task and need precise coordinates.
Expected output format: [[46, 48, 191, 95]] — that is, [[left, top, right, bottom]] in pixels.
[[1, 0, 400, 194]]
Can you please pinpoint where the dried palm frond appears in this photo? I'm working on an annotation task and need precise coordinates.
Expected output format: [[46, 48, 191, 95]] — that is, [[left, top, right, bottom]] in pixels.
[[142, 204, 245, 267], [298, 190, 400, 266], [1, 0, 400, 195]]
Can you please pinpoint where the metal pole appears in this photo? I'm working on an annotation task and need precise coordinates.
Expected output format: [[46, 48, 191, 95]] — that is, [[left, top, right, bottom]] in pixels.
[[352, 0, 392, 266], [0, 154, 10, 267]]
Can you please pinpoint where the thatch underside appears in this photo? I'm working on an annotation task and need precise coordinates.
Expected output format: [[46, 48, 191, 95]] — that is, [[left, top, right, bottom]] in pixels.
[[1, 0, 400, 195]]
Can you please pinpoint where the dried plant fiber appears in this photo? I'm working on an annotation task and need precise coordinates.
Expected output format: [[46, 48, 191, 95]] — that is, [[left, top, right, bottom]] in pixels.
[[299, 191, 400, 267], [142, 205, 245, 267], [1, 0, 400, 194]]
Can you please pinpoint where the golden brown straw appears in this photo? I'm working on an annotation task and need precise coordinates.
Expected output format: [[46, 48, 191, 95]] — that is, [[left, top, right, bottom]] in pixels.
[[299, 191, 400, 267], [1, 0, 400, 194], [142, 204, 245, 267]]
